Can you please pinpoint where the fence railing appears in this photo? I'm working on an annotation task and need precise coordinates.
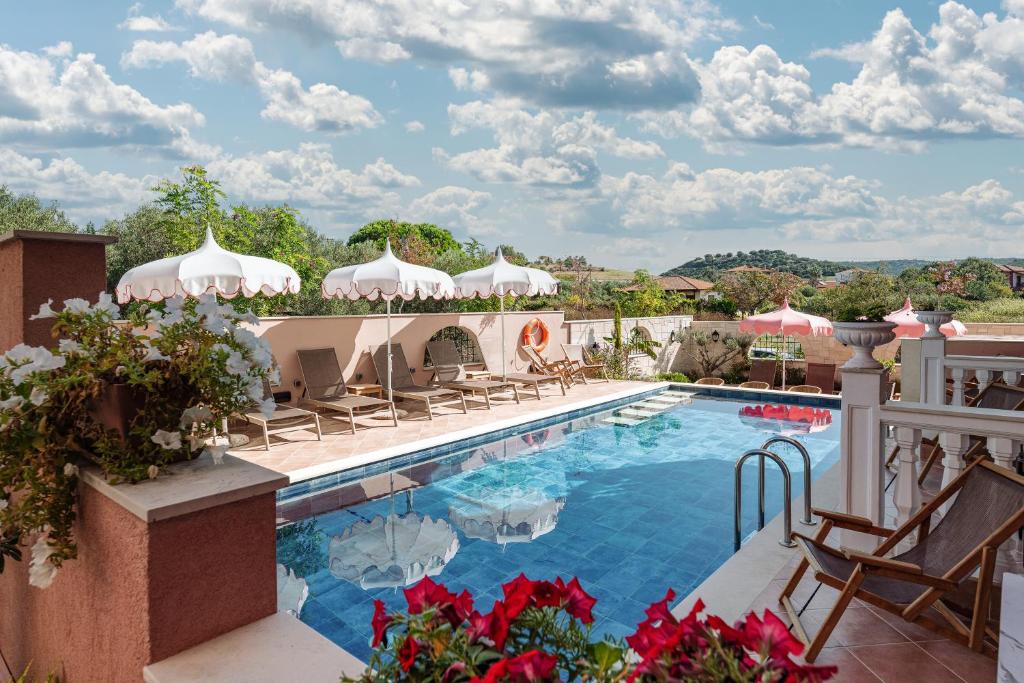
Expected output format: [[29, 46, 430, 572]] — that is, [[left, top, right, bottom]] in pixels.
[[944, 355, 1024, 406]]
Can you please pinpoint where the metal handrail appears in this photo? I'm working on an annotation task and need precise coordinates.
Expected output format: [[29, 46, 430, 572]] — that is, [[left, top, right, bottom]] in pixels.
[[733, 449, 797, 551], [761, 436, 816, 527]]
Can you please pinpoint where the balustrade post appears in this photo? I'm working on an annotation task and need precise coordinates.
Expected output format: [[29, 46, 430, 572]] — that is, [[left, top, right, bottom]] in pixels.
[[938, 431, 970, 514], [949, 367, 967, 407], [976, 369, 994, 394], [987, 437, 1020, 472], [1003, 370, 1021, 387], [893, 426, 922, 529], [917, 311, 951, 406], [839, 366, 887, 551]]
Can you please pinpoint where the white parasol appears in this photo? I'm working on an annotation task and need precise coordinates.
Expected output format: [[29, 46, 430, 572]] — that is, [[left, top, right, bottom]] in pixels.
[[452, 248, 559, 380], [321, 240, 454, 401], [115, 226, 301, 303]]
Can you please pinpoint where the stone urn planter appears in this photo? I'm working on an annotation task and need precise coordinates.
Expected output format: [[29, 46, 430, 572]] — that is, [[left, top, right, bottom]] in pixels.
[[833, 321, 897, 370], [915, 310, 953, 340]]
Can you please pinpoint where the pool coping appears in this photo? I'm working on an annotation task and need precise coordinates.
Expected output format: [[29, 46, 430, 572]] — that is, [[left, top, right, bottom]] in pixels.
[[281, 381, 671, 488], [672, 382, 841, 408]]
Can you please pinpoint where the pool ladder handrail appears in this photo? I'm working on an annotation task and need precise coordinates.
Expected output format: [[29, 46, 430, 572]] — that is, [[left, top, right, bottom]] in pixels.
[[733, 436, 817, 551]]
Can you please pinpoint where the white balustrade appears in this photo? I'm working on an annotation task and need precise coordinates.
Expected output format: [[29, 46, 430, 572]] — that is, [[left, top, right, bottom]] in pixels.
[[943, 355, 1024, 406]]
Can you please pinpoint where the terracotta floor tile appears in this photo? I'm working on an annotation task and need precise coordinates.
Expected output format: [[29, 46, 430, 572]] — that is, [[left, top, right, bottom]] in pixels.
[[861, 604, 947, 643], [801, 607, 907, 648], [846, 643, 963, 683], [812, 647, 882, 683], [916, 640, 996, 682]]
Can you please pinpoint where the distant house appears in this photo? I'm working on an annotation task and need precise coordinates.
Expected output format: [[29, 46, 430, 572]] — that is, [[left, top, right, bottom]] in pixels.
[[621, 275, 716, 300], [834, 268, 871, 284], [997, 264, 1024, 292], [810, 278, 837, 290]]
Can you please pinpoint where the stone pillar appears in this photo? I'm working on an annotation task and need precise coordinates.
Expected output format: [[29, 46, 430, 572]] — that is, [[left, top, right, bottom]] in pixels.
[[0, 230, 116, 353], [0, 454, 287, 682], [917, 311, 952, 406], [838, 366, 888, 550]]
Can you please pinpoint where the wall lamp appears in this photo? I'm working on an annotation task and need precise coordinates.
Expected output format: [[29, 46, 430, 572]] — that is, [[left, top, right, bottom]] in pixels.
[[711, 330, 720, 343]]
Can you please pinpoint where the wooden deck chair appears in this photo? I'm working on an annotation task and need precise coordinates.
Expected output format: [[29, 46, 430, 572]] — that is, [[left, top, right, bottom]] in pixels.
[[561, 344, 609, 383], [804, 362, 837, 395], [747, 359, 778, 387], [695, 377, 725, 386], [787, 384, 822, 394], [780, 459, 1024, 662], [739, 381, 770, 389], [424, 340, 520, 408], [520, 345, 582, 386], [242, 378, 322, 450], [371, 344, 468, 419], [296, 348, 398, 435]]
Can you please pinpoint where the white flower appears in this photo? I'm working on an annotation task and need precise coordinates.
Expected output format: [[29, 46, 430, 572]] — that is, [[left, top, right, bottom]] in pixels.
[[147, 465, 160, 479], [0, 396, 23, 411], [62, 298, 91, 315], [179, 405, 214, 429], [3, 344, 35, 364], [202, 312, 228, 335], [241, 310, 260, 325], [28, 536, 58, 589], [258, 397, 277, 420], [268, 367, 281, 385], [165, 296, 186, 313], [29, 387, 48, 406], [29, 299, 56, 320], [0, 499, 8, 511], [203, 444, 229, 465], [244, 376, 265, 402], [150, 429, 182, 451], [7, 347, 65, 386], [94, 291, 120, 317], [226, 351, 249, 376], [63, 462, 79, 477], [141, 340, 169, 363], [157, 309, 184, 328], [58, 339, 82, 355]]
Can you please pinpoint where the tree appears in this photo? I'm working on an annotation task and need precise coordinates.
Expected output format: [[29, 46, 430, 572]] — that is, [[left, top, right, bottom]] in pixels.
[[679, 329, 754, 378], [151, 165, 227, 251], [806, 272, 902, 321], [0, 186, 78, 233], [619, 270, 687, 318], [715, 271, 802, 315], [347, 220, 461, 260]]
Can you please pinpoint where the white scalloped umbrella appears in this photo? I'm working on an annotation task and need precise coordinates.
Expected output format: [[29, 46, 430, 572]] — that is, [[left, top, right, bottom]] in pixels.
[[322, 240, 455, 401], [452, 248, 559, 380], [115, 226, 301, 303], [328, 513, 459, 589], [450, 489, 565, 545]]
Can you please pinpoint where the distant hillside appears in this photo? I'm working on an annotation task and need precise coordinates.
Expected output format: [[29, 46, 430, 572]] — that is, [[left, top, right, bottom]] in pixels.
[[663, 251, 1024, 279], [663, 250, 846, 279]]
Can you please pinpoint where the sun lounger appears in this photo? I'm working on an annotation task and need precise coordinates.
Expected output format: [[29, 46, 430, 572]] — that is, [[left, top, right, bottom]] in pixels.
[[747, 359, 777, 387], [804, 362, 837, 394], [425, 340, 520, 408], [296, 348, 397, 435], [371, 344, 468, 419], [521, 345, 582, 386], [242, 378, 322, 450]]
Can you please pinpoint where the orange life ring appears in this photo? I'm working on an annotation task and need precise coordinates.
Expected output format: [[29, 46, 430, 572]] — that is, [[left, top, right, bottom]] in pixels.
[[521, 318, 550, 353]]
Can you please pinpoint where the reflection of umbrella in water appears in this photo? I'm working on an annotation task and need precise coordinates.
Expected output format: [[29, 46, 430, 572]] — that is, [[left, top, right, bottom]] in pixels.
[[450, 488, 565, 545], [328, 476, 459, 589], [738, 404, 833, 436]]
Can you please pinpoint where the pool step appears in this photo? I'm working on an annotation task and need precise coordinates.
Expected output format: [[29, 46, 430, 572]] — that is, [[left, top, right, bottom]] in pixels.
[[601, 415, 646, 427], [617, 408, 660, 419], [663, 390, 696, 399], [604, 391, 696, 427]]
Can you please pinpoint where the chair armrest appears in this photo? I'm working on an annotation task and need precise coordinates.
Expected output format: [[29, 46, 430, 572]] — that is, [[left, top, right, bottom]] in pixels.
[[841, 549, 922, 574], [812, 508, 893, 536]]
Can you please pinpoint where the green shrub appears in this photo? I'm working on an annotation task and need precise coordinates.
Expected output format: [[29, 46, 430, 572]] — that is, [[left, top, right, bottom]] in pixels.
[[958, 297, 1024, 323], [655, 372, 690, 383]]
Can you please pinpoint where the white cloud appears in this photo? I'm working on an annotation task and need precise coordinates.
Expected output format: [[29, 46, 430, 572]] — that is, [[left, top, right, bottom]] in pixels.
[[0, 43, 203, 149], [440, 100, 662, 187], [407, 186, 491, 231], [177, 0, 737, 109], [119, 4, 180, 32], [404, 120, 424, 133], [642, 2, 1024, 151], [122, 32, 381, 133], [0, 149, 156, 220]]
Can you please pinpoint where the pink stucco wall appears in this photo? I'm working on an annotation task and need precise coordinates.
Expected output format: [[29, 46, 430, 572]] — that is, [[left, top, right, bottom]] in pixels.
[[249, 310, 567, 398], [0, 485, 278, 681]]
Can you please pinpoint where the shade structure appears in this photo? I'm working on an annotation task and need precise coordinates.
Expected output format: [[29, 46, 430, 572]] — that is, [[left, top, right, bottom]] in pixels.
[[452, 248, 559, 380], [449, 488, 565, 545], [115, 226, 301, 303], [738, 298, 832, 390], [321, 240, 455, 401], [328, 512, 459, 589], [738, 404, 833, 436], [884, 298, 967, 338]]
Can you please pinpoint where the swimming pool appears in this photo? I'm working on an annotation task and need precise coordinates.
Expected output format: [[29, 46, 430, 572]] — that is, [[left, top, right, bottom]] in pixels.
[[275, 388, 841, 660]]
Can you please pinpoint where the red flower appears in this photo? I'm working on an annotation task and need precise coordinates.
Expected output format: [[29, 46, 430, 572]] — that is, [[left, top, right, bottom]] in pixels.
[[531, 580, 562, 609], [501, 574, 536, 619], [403, 577, 474, 628], [556, 577, 596, 624], [371, 600, 391, 647], [398, 636, 419, 672], [442, 662, 467, 683], [468, 601, 511, 651], [743, 610, 803, 663], [474, 651, 557, 683]]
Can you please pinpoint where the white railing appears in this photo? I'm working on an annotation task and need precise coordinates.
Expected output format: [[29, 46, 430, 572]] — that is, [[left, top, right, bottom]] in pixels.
[[881, 401, 1024, 522], [944, 355, 1024, 406]]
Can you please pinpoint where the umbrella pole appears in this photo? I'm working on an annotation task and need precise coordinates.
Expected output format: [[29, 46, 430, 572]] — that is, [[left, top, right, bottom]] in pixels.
[[500, 296, 507, 382], [387, 299, 393, 403]]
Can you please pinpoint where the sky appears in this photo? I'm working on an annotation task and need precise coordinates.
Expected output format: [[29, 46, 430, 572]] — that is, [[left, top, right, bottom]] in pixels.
[[2, 0, 1024, 272]]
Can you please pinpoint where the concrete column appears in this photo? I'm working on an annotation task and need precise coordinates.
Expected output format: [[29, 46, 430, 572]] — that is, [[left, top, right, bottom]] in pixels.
[[839, 366, 888, 550]]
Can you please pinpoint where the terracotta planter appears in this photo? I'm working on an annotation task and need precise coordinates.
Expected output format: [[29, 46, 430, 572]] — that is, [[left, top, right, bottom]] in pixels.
[[833, 322, 897, 370]]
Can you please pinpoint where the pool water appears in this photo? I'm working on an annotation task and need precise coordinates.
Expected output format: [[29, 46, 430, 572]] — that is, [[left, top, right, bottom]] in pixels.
[[275, 391, 841, 660]]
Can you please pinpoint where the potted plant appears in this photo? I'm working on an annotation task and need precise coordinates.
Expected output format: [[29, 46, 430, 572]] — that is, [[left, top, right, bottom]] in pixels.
[[830, 300, 897, 370], [0, 293, 277, 588], [346, 574, 837, 682]]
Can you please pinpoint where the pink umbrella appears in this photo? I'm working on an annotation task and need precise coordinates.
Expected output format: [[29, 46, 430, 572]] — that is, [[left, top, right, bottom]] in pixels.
[[884, 298, 967, 338], [739, 298, 832, 390]]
